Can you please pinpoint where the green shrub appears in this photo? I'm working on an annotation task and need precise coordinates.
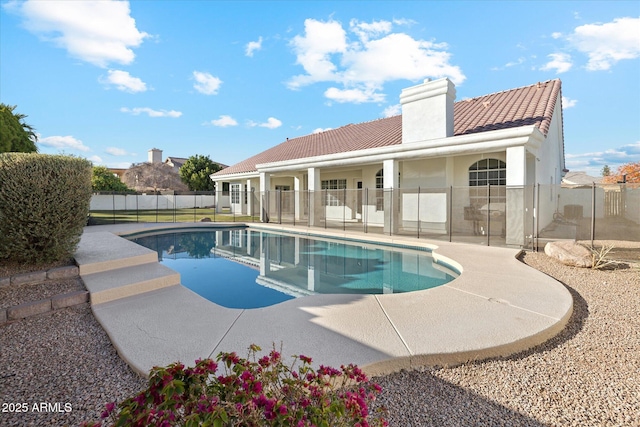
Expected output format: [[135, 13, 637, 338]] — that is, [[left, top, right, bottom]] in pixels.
[[84, 344, 388, 427], [92, 165, 133, 192], [0, 153, 92, 264]]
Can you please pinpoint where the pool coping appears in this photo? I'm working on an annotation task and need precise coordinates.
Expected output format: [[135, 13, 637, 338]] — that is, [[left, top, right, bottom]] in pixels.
[[77, 222, 573, 377]]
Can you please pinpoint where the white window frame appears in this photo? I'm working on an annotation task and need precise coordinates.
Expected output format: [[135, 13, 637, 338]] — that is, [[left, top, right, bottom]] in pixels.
[[321, 179, 347, 206], [230, 183, 241, 204]]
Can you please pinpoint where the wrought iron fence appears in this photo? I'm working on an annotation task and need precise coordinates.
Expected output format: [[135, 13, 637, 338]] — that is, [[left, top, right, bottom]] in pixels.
[[89, 184, 640, 249]]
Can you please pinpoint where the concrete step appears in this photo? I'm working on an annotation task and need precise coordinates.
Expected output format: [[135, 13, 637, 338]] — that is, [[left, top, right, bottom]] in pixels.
[[83, 263, 180, 305], [75, 232, 159, 275]]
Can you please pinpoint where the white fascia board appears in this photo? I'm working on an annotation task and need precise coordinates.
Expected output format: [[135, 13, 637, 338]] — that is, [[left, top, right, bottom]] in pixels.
[[524, 127, 546, 153], [210, 171, 260, 181], [257, 125, 540, 173]]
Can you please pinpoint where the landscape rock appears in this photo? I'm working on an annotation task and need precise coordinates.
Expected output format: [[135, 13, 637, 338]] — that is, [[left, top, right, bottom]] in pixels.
[[200, 217, 212, 222], [51, 291, 89, 310], [7, 299, 51, 320], [544, 240, 592, 268], [11, 271, 47, 286], [47, 265, 79, 280]]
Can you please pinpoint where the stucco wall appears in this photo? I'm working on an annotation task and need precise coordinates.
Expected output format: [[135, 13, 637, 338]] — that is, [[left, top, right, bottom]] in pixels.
[[90, 194, 217, 210]]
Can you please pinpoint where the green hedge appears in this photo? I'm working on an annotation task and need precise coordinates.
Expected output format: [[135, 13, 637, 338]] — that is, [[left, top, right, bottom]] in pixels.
[[0, 153, 92, 264]]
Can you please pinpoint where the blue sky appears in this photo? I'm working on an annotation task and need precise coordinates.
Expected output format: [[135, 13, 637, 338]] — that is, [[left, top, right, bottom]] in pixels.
[[1, 1, 639, 177]]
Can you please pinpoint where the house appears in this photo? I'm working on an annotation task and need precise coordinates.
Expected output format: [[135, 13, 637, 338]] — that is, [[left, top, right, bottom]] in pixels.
[[211, 78, 565, 247], [562, 171, 602, 187], [165, 156, 189, 173]]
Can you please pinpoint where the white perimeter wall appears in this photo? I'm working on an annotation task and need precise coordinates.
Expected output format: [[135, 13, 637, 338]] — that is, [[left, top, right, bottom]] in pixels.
[[91, 194, 217, 210]]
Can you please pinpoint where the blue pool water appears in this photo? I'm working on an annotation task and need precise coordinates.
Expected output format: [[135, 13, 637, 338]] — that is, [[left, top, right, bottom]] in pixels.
[[129, 228, 457, 309]]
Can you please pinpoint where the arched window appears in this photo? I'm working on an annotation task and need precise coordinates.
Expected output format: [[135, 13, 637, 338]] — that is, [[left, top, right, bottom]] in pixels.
[[469, 159, 506, 186], [468, 159, 506, 206], [375, 169, 384, 211]]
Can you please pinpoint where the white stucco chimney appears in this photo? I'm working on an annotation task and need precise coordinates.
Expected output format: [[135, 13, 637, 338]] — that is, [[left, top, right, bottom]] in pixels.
[[148, 148, 162, 164], [400, 77, 456, 143]]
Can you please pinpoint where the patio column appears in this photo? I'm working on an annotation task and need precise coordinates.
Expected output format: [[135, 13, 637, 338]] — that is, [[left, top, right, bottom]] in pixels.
[[260, 172, 271, 222], [383, 159, 399, 234], [308, 167, 321, 227], [294, 175, 302, 221], [215, 181, 226, 213], [506, 146, 526, 246], [246, 179, 253, 217]]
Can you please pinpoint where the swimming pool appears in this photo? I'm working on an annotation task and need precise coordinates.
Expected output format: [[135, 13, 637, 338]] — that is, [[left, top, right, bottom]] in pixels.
[[129, 228, 458, 309]]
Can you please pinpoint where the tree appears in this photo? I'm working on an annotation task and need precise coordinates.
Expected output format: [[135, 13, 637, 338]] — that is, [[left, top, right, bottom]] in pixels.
[[122, 162, 188, 192], [602, 161, 640, 184], [91, 166, 132, 192], [601, 165, 611, 177], [179, 154, 222, 191], [0, 103, 38, 153]]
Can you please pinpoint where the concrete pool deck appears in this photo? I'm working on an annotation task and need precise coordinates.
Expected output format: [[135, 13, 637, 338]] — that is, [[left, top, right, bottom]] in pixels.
[[76, 223, 573, 377]]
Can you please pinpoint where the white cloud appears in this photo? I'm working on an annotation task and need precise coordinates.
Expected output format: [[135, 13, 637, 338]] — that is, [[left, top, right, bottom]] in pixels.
[[248, 117, 282, 129], [289, 19, 347, 89], [625, 141, 640, 155], [8, 0, 148, 67], [565, 141, 640, 176], [312, 127, 333, 134], [38, 135, 90, 152], [100, 69, 147, 93], [120, 107, 182, 118], [210, 115, 238, 127], [551, 32, 563, 39], [349, 19, 392, 42], [505, 57, 526, 67], [325, 87, 385, 104], [288, 18, 465, 104], [261, 117, 282, 129], [105, 147, 134, 156], [540, 52, 573, 74], [382, 104, 401, 117], [88, 155, 103, 164], [193, 71, 222, 95], [245, 36, 263, 57], [569, 17, 640, 71], [562, 96, 577, 109]]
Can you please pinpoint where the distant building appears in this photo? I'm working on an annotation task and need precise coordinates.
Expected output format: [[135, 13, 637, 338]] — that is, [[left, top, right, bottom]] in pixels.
[[107, 168, 128, 180], [562, 171, 602, 187], [148, 148, 227, 173], [165, 156, 188, 173]]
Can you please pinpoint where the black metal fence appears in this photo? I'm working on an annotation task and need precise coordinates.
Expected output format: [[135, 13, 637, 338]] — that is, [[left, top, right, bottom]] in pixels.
[[89, 184, 640, 249]]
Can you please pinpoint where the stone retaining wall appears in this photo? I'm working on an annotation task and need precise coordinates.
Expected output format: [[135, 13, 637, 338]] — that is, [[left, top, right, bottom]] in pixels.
[[0, 265, 88, 325]]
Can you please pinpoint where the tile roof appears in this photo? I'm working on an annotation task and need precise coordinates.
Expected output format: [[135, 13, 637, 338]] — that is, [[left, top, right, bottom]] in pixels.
[[214, 79, 561, 176]]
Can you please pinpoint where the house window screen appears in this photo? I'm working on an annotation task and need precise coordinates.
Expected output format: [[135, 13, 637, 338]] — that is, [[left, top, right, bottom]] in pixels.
[[468, 159, 506, 206], [321, 179, 346, 206]]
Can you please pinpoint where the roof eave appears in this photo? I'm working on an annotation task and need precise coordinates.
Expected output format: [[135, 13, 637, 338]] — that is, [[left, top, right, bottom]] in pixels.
[[210, 170, 260, 181]]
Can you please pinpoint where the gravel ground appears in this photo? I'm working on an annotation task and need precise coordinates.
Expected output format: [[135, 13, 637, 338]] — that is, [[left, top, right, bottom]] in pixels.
[[1, 251, 639, 426], [0, 278, 85, 309]]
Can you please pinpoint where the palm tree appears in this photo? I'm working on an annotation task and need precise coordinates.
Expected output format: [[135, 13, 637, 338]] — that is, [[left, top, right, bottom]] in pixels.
[[0, 103, 38, 153]]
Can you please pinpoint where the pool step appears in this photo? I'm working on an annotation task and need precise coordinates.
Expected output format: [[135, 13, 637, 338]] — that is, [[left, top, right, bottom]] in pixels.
[[82, 263, 180, 305], [75, 231, 159, 275], [76, 231, 181, 305]]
